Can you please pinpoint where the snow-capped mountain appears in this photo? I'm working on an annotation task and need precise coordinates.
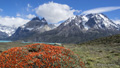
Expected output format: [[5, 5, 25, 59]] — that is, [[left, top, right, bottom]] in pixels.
[[10, 17, 56, 40], [62, 13, 119, 30], [0, 24, 16, 36], [0, 31, 8, 39], [22, 13, 120, 43], [10, 13, 120, 43], [19, 17, 56, 32]]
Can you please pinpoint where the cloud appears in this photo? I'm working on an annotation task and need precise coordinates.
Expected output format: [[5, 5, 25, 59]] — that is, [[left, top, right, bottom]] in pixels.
[[27, 3, 32, 11], [82, 6, 120, 14], [27, 4, 32, 8], [16, 13, 21, 17], [26, 14, 36, 19], [112, 19, 120, 24], [35, 2, 79, 23], [0, 8, 3, 12], [0, 16, 29, 27], [16, 13, 35, 19]]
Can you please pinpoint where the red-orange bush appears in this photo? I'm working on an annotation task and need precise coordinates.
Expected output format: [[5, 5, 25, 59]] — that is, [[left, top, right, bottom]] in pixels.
[[0, 43, 85, 68]]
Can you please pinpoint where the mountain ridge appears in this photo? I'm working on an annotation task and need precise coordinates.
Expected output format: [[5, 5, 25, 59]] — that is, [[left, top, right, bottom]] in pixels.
[[80, 34, 120, 45], [9, 17, 56, 40], [10, 13, 120, 43]]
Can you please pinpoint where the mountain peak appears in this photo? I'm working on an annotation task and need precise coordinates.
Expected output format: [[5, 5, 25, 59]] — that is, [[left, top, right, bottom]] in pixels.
[[32, 16, 40, 20], [41, 17, 45, 20], [62, 13, 119, 30], [85, 13, 102, 18], [41, 17, 47, 23], [84, 13, 118, 29]]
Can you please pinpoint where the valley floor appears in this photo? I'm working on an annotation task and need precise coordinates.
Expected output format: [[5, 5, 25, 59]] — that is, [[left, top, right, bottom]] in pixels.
[[0, 42, 120, 68]]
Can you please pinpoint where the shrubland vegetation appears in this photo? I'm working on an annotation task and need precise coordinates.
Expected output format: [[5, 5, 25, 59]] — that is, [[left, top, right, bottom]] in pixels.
[[0, 43, 85, 68]]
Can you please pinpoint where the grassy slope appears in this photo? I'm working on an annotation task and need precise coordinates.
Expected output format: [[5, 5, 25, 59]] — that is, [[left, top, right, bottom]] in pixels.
[[0, 42, 32, 52], [81, 34, 120, 45], [0, 34, 120, 68], [64, 34, 120, 68]]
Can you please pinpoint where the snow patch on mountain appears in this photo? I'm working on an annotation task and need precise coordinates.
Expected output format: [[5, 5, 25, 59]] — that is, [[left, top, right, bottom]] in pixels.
[[64, 16, 76, 26], [0, 24, 16, 36], [93, 14, 118, 29], [16, 17, 57, 34], [26, 28, 34, 31], [81, 15, 89, 30], [62, 13, 119, 30]]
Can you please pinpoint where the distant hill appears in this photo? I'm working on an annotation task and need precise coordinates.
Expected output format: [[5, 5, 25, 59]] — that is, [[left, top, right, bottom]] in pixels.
[[81, 34, 120, 45]]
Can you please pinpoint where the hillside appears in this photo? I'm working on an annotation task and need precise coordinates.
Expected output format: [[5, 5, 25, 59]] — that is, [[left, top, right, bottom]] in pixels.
[[64, 34, 120, 68], [81, 34, 120, 45]]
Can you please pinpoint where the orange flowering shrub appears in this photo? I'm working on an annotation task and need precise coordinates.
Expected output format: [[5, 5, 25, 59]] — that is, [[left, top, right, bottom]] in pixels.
[[0, 43, 85, 68]]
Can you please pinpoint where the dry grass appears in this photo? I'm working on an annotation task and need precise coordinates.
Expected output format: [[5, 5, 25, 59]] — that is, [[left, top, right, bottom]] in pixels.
[[64, 43, 120, 68]]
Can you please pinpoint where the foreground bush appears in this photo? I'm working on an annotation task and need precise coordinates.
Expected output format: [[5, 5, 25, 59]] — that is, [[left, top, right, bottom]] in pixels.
[[0, 43, 85, 68]]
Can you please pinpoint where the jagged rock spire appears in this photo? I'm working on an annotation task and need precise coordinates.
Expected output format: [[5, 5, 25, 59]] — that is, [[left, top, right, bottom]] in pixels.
[[32, 16, 40, 20]]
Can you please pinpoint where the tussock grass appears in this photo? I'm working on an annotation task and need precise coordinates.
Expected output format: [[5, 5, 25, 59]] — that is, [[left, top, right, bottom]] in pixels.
[[64, 44, 120, 68]]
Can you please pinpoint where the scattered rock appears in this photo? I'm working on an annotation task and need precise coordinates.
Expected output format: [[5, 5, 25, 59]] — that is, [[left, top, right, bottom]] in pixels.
[[97, 50, 102, 52], [0, 51, 2, 53], [109, 51, 115, 53], [114, 53, 119, 56]]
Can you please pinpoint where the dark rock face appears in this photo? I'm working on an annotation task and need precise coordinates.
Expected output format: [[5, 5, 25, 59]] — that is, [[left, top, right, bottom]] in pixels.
[[9, 27, 34, 40], [0, 31, 8, 39], [85, 18, 96, 28], [0, 50, 2, 53], [27, 28, 119, 44], [25, 17, 47, 28], [10, 17, 56, 40]]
